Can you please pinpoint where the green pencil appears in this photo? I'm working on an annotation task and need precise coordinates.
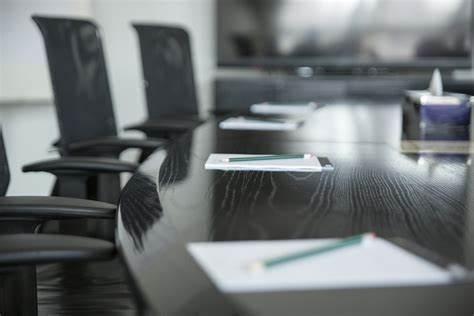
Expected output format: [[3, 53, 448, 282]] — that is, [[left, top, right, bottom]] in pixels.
[[246, 233, 375, 272], [223, 154, 312, 162], [237, 116, 289, 124]]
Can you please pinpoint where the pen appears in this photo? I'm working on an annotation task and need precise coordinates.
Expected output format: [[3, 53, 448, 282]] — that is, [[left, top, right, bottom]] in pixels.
[[246, 233, 375, 272]]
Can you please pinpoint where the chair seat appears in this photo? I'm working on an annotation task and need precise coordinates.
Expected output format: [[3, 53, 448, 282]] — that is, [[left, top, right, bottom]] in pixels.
[[0, 234, 115, 267], [23, 156, 138, 175], [126, 118, 203, 133], [66, 136, 165, 155], [0, 196, 116, 219]]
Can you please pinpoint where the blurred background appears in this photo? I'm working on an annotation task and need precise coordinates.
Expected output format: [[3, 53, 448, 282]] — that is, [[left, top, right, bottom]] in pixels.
[[1, 0, 473, 195]]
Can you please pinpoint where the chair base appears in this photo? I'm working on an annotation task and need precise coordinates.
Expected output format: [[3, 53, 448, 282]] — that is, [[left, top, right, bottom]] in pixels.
[[0, 266, 38, 315], [49, 174, 119, 241]]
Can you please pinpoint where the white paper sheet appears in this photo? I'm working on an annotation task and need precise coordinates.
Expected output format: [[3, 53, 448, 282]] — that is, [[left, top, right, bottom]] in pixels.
[[250, 102, 317, 115], [204, 154, 322, 172], [187, 239, 452, 293], [219, 117, 303, 131]]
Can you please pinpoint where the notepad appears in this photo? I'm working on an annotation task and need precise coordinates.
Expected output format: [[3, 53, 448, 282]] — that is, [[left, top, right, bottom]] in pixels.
[[204, 154, 323, 172], [187, 239, 454, 293], [219, 117, 303, 131], [250, 102, 317, 115]]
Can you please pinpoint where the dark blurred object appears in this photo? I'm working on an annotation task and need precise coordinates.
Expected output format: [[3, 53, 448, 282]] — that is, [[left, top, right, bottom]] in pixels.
[[215, 74, 474, 115], [420, 100, 471, 126], [402, 93, 472, 143], [37, 258, 137, 315], [405, 68, 471, 128], [217, 0, 471, 72]]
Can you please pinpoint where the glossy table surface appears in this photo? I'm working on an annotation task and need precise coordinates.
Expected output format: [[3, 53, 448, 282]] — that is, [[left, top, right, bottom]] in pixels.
[[117, 99, 474, 316]]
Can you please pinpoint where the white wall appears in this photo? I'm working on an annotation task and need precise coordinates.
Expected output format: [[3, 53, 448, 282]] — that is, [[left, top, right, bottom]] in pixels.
[[0, 0, 215, 195], [0, 0, 93, 100], [0, 102, 58, 196]]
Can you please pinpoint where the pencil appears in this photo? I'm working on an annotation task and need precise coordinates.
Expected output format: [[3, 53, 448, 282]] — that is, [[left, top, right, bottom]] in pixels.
[[223, 154, 312, 162], [246, 233, 375, 272]]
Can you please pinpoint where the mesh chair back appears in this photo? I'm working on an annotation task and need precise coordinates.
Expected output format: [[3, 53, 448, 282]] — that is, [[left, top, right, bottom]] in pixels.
[[133, 24, 199, 119], [32, 16, 118, 147], [0, 130, 10, 197]]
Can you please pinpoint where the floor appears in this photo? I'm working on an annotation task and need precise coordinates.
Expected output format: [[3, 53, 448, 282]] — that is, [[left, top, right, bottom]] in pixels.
[[37, 258, 137, 315]]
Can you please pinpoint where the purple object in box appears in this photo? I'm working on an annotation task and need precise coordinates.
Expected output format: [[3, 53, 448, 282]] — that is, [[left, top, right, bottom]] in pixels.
[[420, 98, 471, 126]]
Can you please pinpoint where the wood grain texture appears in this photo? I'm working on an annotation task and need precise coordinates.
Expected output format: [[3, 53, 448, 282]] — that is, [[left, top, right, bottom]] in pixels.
[[117, 102, 474, 315], [159, 137, 468, 262]]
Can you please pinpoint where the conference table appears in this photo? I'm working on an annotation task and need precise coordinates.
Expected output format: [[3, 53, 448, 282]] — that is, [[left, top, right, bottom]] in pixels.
[[117, 98, 474, 315]]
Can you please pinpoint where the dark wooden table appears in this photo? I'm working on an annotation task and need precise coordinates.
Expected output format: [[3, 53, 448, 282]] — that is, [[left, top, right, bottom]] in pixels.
[[117, 99, 474, 316]]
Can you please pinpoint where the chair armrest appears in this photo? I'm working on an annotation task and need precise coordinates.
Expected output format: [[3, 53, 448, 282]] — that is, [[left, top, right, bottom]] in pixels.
[[67, 136, 165, 155], [125, 119, 202, 133], [0, 234, 115, 266], [0, 196, 115, 220], [22, 157, 137, 176]]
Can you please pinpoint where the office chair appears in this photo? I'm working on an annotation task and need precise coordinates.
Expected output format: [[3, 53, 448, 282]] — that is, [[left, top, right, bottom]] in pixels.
[[0, 127, 120, 234], [0, 234, 115, 315], [0, 131, 116, 315], [28, 15, 165, 203], [126, 24, 204, 140]]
